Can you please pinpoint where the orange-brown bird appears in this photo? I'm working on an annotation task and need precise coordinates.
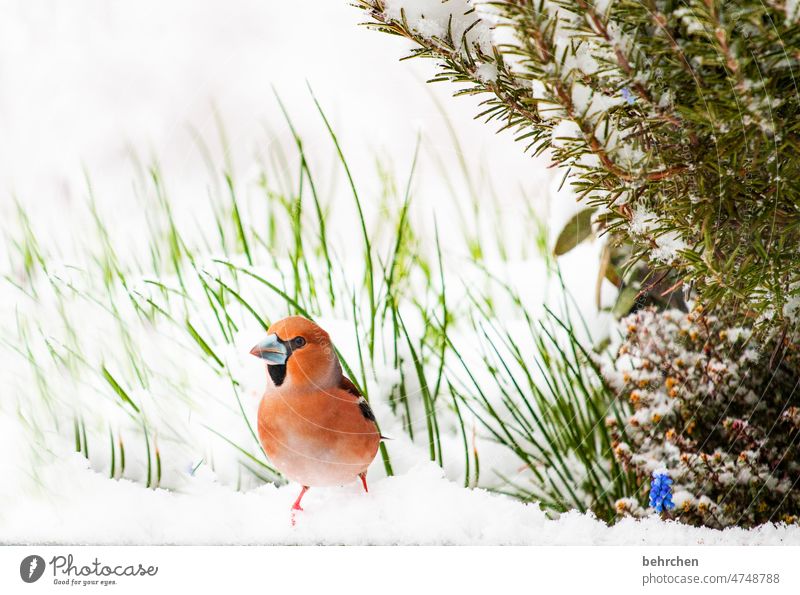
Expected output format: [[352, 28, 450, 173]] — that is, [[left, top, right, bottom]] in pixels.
[[250, 316, 381, 513]]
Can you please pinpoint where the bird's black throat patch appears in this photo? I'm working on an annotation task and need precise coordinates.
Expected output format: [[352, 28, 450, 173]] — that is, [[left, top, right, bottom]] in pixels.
[[268, 364, 287, 387]]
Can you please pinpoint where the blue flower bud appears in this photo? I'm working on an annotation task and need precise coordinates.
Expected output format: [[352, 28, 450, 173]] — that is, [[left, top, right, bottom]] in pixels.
[[649, 471, 676, 513]]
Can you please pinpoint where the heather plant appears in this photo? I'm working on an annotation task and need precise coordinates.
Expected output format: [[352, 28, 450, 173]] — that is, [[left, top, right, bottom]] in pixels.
[[605, 307, 800, 528], [357, 0, 800, 332]]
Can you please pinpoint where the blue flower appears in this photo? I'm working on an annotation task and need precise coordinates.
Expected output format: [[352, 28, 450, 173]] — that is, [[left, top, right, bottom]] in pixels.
[[649, 471, 676, 513], [621, 87, 635, 106]]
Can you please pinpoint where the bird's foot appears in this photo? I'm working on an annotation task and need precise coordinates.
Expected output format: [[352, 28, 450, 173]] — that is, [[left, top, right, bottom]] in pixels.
[[290, 486, 309, 526]]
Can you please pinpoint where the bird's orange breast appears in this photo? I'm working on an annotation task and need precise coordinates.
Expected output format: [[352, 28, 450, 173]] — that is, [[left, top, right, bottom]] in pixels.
[[257, 387, 380, 487]]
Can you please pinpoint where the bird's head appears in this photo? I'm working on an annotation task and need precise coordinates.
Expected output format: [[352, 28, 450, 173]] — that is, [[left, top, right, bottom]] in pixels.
[[250, 315, 341, 389]]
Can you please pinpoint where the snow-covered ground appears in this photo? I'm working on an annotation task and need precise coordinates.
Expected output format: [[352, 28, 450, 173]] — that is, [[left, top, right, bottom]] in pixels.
[[5, 446, 799, 546], [1, 0, 799, 546]]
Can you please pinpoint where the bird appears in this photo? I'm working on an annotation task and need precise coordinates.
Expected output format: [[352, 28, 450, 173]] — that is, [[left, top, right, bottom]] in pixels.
[[250, 315, 381, 514]]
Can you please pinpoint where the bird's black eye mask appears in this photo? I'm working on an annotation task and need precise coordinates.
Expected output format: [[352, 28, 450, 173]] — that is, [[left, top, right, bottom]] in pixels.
[[268, 335, 307, 386]]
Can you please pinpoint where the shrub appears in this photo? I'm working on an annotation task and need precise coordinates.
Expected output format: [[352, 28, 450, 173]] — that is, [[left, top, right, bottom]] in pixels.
[[604, 307, 800, 528]]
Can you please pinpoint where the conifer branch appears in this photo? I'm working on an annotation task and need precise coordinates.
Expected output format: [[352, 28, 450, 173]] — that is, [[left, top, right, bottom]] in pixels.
[[357, 0, 800, 332]]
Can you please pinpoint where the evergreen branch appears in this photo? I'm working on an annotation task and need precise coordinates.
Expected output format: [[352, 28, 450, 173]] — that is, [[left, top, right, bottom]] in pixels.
[[357, 0, 800, 332]]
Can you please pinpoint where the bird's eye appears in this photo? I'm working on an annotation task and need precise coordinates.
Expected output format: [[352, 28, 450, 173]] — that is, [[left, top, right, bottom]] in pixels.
[[292, 336, 306, 349]]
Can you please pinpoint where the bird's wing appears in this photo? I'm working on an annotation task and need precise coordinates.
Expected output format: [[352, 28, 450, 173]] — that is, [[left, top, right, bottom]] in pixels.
[[338, 375, 361, 397], [339, 376, 377, 423]]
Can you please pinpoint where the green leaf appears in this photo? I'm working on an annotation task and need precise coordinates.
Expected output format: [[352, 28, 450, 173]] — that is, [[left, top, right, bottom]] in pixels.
[[612, 285, 640, 318], [101, 366, 141, 413], [185, 320, 224, 368], [553, 208, 596, 256]]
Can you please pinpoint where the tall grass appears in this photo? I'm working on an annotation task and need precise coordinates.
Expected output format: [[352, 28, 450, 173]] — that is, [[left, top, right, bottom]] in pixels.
[[0, 93, 636, 519], [448, 281, 637, 521]]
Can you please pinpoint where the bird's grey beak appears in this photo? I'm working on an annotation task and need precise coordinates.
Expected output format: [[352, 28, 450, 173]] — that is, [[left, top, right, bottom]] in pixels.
[[250, 334, 288, 364]]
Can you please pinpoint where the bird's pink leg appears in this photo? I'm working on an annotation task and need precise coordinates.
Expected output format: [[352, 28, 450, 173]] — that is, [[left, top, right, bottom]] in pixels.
[[292, 485, 309, 511], [359, 472, 369, 493], [290, 486, 309, 527]]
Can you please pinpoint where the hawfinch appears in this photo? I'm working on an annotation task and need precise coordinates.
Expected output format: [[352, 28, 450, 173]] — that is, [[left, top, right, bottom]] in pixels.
[[250, 316, 381, 512]]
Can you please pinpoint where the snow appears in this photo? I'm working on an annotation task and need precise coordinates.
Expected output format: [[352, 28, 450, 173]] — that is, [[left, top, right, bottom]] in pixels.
[[383, 0, 494, 54], [673, 7, 707, 36], [3, 441, 799, 545], [474, 62, 498, 82], [651, 230, 688, 264], [593, 0, 613, 14], [783, 282, 800, 323], [629, 205, 656, 235], [550, 119, 582, 149]]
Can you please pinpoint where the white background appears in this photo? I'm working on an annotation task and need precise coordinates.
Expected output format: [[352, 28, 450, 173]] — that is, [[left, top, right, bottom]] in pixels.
[[2, 546, 799, 594], [0, 0, 551, 215]]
